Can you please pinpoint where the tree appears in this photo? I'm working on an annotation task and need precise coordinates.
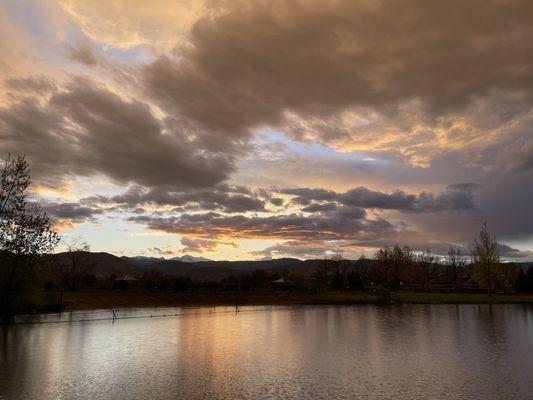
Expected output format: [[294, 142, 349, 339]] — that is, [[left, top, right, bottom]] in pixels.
[[416, 249, 435, 292], [313, 252, 344, 288], [515, 268, 528, 293], [471, 222, 500, 297], [525, 267, 533, 293], [374, 244, 412, 290], [331, 252, 346, 272], [515, 267, 533, 293], [60, 239, 91, 291], [331, 269, 343, 290], [447, 246, 466, 288], [251, 269, 269, 288], [0, 155, 60, 315], [374, 246, 393, 288], [348, 270, 363, 290]]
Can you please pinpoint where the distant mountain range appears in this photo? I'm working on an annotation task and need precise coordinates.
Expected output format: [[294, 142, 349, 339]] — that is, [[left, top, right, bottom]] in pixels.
[[122, 254, 213, 266], [51, 251, 310, 281], [172, 255, 213, 263]]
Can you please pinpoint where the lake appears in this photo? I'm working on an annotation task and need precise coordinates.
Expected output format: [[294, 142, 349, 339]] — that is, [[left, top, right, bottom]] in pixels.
[[1, 304, 533, 399]]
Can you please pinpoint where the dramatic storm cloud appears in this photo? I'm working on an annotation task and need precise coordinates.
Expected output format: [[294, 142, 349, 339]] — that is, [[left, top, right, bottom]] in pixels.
[[1, 0, 532, 259], [0, 78, 233, 189]]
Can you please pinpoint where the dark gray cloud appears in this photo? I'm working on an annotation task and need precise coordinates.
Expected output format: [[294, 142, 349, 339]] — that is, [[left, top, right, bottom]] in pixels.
[[301, 202, 337, 213], [42, 202, 103, 223], [0, 77, 233, 190], [280, 188, 337, 206], [82, 184, 265, 214], [281, 184, 477, 213], [129, 205, 390, 243], [269, 197, 284, 207], [339, 188, 415, 210], [475, 174, 533, 241], [409, 184, 478, 213]]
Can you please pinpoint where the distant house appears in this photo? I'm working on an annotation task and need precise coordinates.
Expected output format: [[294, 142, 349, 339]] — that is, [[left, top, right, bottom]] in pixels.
[[113, 275, 140, 290]]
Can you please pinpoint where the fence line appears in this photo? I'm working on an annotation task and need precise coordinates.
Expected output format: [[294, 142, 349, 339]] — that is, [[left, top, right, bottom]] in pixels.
[[10, 305, 295, 326]]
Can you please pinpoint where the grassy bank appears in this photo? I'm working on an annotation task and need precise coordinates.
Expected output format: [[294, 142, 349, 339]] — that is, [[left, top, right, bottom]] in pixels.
[[60, 290, 533, 311], [395, 291, 533, 304]]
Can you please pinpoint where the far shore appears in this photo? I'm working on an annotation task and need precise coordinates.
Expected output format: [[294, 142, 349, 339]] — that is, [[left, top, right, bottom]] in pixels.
[[53, 291, 533, 312]]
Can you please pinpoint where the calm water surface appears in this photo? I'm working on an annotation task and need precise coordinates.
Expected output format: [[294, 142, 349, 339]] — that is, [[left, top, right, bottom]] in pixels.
[[1, 304, 533, 400]]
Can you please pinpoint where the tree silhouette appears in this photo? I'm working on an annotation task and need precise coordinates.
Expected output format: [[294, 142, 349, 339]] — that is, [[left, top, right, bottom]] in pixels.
[[331, 269, 343, 290], [416, 249, 435, 292], [515, 268, 528, 293], [374, 244, 412, 290], [348, 270, 363, 290], [61, 239, 92, 290], [447, 246, 466, 289], [0, 155, 60, 315], [471, 222, 500, 297]]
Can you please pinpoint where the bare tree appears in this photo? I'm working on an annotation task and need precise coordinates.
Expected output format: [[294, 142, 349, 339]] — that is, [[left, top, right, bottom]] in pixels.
[[374, 244, 412, 290], [0, 155, 60, 315], [416, 249, 435, 292], [61, 239, 92, 291], [447, 246, 466, 289], [471, 222, 500, 297], [331, 252, 345, 271], [374, 246, 392, 287]]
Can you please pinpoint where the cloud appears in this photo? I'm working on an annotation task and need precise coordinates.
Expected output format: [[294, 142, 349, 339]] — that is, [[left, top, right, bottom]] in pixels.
[[269, 197, 284, 207], [2, 0, 533, 258], [82, 184, 265, 214], [281, 184, 478, 213], [280, 188, 337, 205], [142, 0, 533, 167], [253, 240, 340, 260], [180, 236, 237, 253], [301, 202, 337, 213], [0, 77, 234, 190], [4, 75, 57, 94], [129, 206, 392, 244], [42, 201, 103, 225], [147, 246, 174, 256], [65, 42, 100, 66], [339, 187, 416, 210], [58, 0, 208, 51], [498, 244, 533, 260]]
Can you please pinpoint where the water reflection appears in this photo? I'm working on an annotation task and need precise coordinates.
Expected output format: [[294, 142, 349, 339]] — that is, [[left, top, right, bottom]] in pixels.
[[1, 305, 533, 400]]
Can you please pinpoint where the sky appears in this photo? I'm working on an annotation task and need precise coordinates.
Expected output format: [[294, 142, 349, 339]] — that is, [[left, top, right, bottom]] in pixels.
[[1, 0, 533, 261]]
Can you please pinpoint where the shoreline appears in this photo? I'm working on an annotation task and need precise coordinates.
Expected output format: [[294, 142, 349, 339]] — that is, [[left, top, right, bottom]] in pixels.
[[55, 291, 533, 313]]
